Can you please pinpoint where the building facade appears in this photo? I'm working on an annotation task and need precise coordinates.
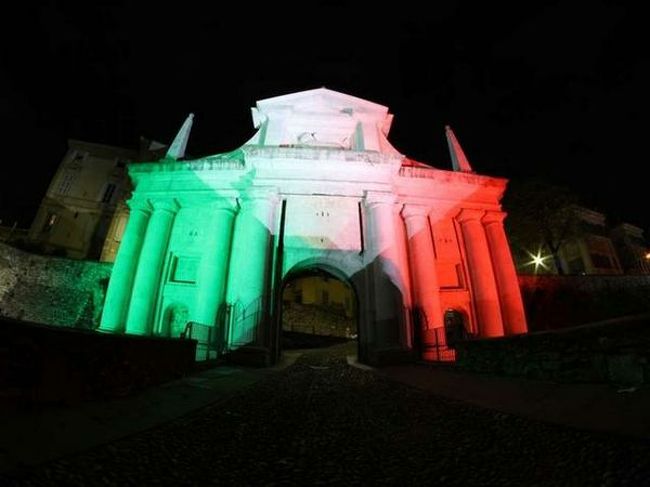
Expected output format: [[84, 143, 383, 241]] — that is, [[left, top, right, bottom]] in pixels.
[[557, 207, 623, 275], [27, 139, 166, 260], [99, 88, 527, 364], [27, 140, 138, 259], [611, 223, 650, 274]]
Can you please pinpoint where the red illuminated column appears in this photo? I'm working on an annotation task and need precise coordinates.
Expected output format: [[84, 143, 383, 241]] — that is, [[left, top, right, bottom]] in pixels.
[[401, 205, 443, 333], [99, 199, 152, 333], [482, 211, 527, 334], [456, 209, 503, 337], [126, 199, 180, 335]]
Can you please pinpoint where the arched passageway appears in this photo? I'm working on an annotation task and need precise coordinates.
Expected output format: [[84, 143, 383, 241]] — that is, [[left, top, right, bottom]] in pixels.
[[280, 267, 358, 350]]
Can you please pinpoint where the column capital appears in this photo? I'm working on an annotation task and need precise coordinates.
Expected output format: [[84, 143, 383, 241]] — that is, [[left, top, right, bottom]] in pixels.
[[456, 208, 485, 223], [482, 211, 507, 225], [126, 198, 152, 213], [237, 194, 277, 212], [151, 198, 180, 214], [236, 194, 280, 227], [207, 198, 238, 214], [401, 204, 430, 221], [364, 191, 396, 208]]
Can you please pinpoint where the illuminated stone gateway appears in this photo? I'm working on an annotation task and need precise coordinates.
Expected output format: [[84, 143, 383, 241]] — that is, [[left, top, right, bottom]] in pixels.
[[99, 88, 526, 365]]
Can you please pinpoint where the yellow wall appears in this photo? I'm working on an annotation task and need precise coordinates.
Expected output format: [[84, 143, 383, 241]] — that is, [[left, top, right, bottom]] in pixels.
[[283, 275, 355, 317]]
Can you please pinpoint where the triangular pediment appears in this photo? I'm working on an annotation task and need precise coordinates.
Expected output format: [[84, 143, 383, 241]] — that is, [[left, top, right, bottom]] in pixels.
[[247, 88, 399, 154], [256, 87, 389, 116]]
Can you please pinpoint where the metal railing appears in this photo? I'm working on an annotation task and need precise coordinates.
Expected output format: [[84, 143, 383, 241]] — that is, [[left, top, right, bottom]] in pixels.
[[428, 327, 457, 362], [412, 307, 458, 362], [181, 321, 218, 361], [227, 297, 263, 349]]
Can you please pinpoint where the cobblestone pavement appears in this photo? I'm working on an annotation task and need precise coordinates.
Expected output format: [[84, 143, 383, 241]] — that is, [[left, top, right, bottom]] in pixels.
[[3, 342, 650, 486]]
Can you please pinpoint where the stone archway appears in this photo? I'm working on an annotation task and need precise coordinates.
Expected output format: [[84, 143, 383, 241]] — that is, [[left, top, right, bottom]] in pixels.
[[278, 262, 360, 356]]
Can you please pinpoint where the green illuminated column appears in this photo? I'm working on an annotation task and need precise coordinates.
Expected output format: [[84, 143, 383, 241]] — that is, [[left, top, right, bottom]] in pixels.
[[99, 199, 152, 333], [125, 199, 179, 335], [225, 195, 277, 347], [192, 202, 237, 325]]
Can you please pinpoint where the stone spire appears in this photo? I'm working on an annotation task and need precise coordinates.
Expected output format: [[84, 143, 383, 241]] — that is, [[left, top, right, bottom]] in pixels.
[[445, 125, 474, 173], [166, 113, 194, 160]]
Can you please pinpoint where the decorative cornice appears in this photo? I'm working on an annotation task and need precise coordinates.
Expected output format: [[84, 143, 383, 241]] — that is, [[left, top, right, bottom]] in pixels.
[[398, 165, 506, 188], [243, 145, 403, 165], [129, 150, 246, 174]]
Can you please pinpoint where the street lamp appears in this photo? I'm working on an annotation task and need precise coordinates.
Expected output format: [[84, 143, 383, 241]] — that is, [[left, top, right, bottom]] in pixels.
[[526, 249, 550, 274]]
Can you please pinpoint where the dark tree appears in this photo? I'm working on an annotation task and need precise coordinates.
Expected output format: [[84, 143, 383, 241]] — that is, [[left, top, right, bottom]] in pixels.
[[503, 179, 582, 275]]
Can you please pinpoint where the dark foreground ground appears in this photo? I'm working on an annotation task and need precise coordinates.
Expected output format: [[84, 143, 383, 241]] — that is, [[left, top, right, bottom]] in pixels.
[[3, 342, 649, 486]]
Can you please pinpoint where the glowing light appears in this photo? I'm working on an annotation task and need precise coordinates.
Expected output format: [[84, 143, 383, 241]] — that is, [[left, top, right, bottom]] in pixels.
[[645, 252, 650, 261], [526, 249, 550, 273]]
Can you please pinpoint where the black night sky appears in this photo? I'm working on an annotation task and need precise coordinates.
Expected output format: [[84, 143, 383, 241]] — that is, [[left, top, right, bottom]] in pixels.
[[0, 1, 646, 232]]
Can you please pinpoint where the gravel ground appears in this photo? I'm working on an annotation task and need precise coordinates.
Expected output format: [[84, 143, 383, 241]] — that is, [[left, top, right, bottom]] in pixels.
[[3, 342, 649, 486]]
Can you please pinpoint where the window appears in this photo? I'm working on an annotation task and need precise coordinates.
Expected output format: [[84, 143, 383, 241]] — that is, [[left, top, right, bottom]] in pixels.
[[169, 255, 198, 284], [101, 184, 116, 204], [42, 213, 58, 233], [57, 170, 76, 195]]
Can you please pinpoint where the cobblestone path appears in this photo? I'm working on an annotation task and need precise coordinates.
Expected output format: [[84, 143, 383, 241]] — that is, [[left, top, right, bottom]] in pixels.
[[4, 343, 649, 486]]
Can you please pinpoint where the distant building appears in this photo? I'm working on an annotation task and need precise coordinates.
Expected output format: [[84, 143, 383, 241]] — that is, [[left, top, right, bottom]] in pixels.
[[283, 274, 356, 318], [514, 205, 648, 276], [27, 138, 165, 260], [611, 223, 650, 274], [558, 207, 623, 275]]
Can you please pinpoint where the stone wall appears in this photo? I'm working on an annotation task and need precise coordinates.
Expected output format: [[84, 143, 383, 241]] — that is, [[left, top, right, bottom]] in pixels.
[[282, 303, 356, 338], [0, 316, 197, 405], [455, 315, 650, 385], [0, 242, 112, 328], [519, 274, 650, 331]]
